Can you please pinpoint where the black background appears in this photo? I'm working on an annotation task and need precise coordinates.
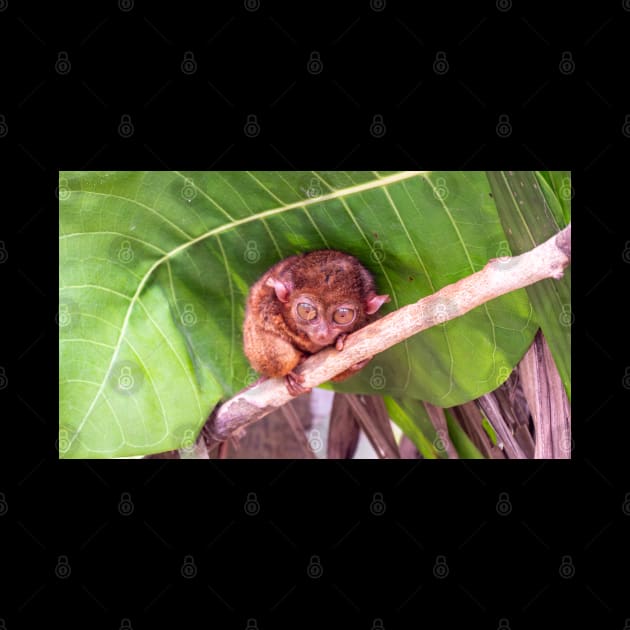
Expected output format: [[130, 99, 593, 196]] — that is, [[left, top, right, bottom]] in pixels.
[[2, 1, 627, 628]]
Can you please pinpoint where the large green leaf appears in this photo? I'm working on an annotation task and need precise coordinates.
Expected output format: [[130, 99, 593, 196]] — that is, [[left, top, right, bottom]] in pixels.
[[59, 171, 539, 458]]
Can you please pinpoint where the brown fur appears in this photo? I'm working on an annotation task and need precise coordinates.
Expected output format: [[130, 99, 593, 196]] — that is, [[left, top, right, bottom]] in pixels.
[[243, 250, 389, 393]]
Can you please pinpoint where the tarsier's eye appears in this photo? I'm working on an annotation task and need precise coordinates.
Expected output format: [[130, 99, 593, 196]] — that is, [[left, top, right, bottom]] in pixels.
[[333, 307, 355, 325], [297, 303, 318, 321]]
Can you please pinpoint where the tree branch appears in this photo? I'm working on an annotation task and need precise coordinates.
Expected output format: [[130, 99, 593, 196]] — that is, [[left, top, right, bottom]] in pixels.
[[203, 224, 571, 450]]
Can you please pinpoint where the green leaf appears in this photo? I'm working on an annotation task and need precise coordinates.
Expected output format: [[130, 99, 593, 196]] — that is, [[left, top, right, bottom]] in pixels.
[[481, 416, 498, 446], [444, 410, 485, 459], [486, 171, 571, 400], [536, 172, 570, 229], [383, 396, 438, 459], [59, 171, 539, 458], [542, 170, 572, 225]]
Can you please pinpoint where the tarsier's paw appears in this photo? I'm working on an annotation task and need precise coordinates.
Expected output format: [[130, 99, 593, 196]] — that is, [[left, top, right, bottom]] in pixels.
[[335, 333, 348, 351], [285, 371, 312, 397]]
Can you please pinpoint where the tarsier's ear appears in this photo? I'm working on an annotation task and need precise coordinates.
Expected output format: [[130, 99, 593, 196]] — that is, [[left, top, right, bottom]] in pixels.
[[266, 276, 292, 303], [365, 292, 390, 314]]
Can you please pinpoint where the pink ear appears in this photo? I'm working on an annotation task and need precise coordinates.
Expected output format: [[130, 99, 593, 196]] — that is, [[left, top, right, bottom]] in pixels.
[[265, 276, 291, 303], [366, 293, 390, 314]]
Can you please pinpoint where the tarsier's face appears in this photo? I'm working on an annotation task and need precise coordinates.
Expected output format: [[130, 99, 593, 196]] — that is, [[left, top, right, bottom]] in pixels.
[[291, 294, 362, 347], [264, 251, 390, 353]]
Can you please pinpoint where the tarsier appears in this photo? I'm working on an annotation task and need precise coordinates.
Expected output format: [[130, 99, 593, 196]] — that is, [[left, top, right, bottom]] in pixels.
[[243, 249, 390, 396]]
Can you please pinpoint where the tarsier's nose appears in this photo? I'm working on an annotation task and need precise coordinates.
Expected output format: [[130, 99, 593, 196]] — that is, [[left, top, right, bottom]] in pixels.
[[312, 331, 335, 346]]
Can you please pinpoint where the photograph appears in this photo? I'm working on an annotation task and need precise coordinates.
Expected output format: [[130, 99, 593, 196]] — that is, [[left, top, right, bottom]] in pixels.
[[58, 170, 571, 459]]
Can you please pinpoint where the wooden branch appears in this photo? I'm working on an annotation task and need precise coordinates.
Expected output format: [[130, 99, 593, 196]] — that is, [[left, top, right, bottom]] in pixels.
[[203, 224, 571, 450]]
